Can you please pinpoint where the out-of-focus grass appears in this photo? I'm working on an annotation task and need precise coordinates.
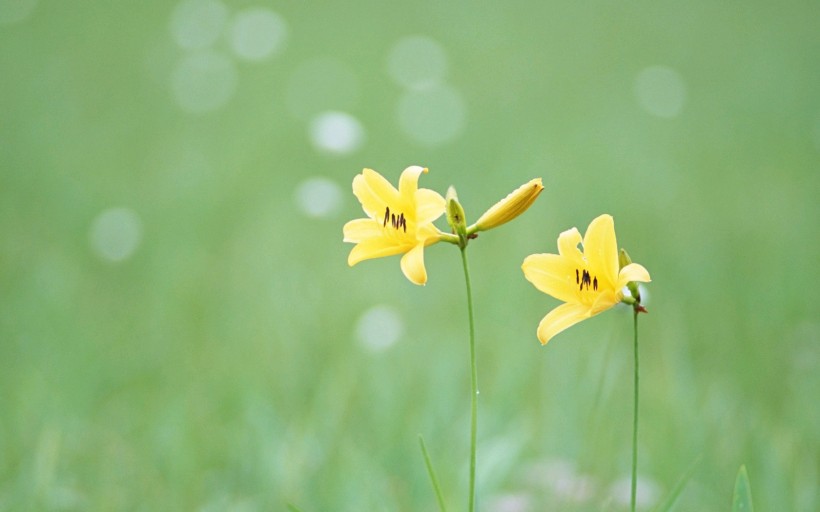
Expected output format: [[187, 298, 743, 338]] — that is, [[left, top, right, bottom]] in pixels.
[[1, 1, 818, 510]]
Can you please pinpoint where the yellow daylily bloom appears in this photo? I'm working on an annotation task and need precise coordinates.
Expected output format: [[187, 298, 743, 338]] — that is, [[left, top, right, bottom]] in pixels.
[[522, 214, 651, 345], [343, 166, 446, 285]]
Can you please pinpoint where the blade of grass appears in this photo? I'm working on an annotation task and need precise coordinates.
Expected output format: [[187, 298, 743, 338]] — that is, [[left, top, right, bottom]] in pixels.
[[732, 465, 754, 512], [419, 434, 448, 512], [286, 504, 304, 512], [651, 454, 702, 512]]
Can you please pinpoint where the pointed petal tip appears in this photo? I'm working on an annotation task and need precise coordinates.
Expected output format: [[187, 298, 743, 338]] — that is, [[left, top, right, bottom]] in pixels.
[[400, 243, 428, 286]]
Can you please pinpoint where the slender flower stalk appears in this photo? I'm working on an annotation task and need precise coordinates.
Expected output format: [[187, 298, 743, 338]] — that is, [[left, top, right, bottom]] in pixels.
[[522, 214, 651, 511], [460, 246, 478, 512], [443, 181, 541, 512], [345, 172, 543, 511], [631, 308, 640, 512]]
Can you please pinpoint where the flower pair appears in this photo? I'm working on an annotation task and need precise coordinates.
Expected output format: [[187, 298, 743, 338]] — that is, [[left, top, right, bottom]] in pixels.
[[342, 166, 651, 345]]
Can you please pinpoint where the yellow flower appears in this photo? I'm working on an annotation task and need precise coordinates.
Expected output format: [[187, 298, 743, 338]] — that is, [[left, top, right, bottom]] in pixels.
[[522, 214, 651, 345], [343, 166, 446, 285], [470, 178, 544, 233]]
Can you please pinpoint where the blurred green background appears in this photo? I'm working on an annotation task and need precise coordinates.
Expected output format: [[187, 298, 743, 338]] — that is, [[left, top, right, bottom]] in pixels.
[[1, 0, 818, 510]]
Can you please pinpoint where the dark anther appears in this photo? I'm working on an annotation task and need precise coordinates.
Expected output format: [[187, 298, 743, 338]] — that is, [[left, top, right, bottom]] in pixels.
[[385, 207, 408, 232], [576, 269, 579, 284], [579, 269, 592, 291], [593, 277, 598, 291]]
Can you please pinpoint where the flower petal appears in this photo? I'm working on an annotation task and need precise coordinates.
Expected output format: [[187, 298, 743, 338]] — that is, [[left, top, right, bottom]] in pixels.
[[400, 242, 428, 285], [415, 187, 446, 225], [398, 165, 427, 200], [348, 238, 407, 266], [583, 214, 618, 290], [522, 253, 579, 304], [618, 262, 652, 288], [343, 218, 383, 243], [557, 227, 584, 265], [417, 223, 443, 245], [589, 289, 619, 315], [353, 169, 401, 219], [536, 302, 593, 345]]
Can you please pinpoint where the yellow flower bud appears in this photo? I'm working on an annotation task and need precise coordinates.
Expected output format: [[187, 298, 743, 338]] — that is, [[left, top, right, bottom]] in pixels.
[[470, 178, 543, 233]]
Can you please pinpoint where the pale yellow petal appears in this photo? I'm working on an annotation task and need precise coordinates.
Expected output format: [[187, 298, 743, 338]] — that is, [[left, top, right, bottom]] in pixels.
[[348, 238, 407, 266], [522, 253, 579, 304], [589, 289, 619, 315], [352, 169, 400, 219], [398, 165, 427, 200], [617, 262, 651, 288], [583, 214, 618, 290], [343, 218, 384, 243], [536, 302, 593, 345], [417, 223, 443, 245], [415, 187, 446, 225], [400, 242, 428, 285], [557, 227, 584, 265]]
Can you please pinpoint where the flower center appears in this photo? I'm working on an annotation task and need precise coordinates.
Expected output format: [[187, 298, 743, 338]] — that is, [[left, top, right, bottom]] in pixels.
[[576, 268, 598, 292], [382, 206, 407, 233]]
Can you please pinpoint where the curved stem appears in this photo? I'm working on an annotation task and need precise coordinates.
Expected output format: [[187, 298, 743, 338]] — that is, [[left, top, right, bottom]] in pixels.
[[631, 308, 640, 512], [459, 247, 478, 512]]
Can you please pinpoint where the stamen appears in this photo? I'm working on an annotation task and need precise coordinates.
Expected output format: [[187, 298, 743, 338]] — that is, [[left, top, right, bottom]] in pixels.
[[576, 269, 579, 284], [578, 269, 595, 291], [384, 207, 408, 233]]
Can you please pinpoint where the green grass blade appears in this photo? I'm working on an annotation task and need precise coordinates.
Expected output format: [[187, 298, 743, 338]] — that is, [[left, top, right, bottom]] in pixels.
[[286, 504, 304, 512], [419, 434, 448, 512], [732, 465, 754, 512], [651, 455, 702, 512]]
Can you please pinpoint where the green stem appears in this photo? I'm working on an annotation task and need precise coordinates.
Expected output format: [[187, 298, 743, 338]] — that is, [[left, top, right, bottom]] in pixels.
[[419, 434, 448, 512], [459, 247, 478, 512], [631, 308, 640, 512]]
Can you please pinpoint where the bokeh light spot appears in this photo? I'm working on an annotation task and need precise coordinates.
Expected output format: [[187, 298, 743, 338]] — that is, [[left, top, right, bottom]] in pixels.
[[634, 66, 686, 119], [286, 58, 359, 121], [228, 7, 287, 62], [356, 305, 404, 352], [387, 35, 447, 90], [170, 0, 228, 50], [309, 111, 365, 155], [89, 208, 143, 263], [397, 85, 466, 146], [0, 0, 38, 25], [294, 177, 342, 218], [171, 51, 238, 113], [609, 475, 660, 510]]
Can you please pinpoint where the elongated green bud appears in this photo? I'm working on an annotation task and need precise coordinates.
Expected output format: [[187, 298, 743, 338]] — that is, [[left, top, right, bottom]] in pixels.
[[446, 186, 468, 248], [620, 248, 642, 303]]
